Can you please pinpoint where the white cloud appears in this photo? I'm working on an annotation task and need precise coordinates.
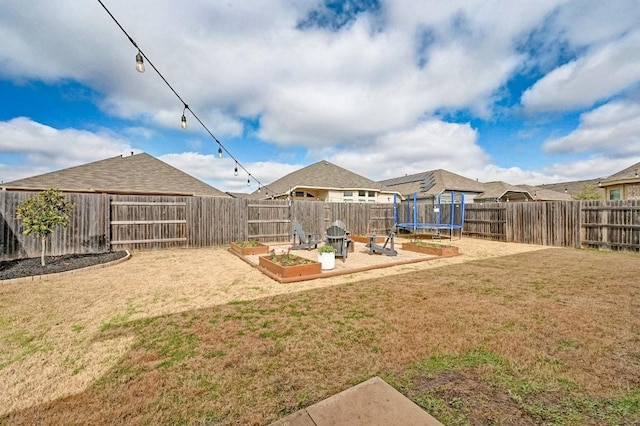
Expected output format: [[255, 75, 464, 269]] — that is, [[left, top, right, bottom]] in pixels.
[[326, 120, 488, 180], [159, 152, 301, 192], [543, 100, 640, 154], [1, 0, 640, 190], [541, 155, 640, 181], [522, 30, 640, 111], [0, 117, 135, 181], [0, 0, 571, 146]]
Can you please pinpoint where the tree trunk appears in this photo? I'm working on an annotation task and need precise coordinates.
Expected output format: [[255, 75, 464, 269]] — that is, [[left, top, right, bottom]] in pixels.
[[41, 237, 46, 266]]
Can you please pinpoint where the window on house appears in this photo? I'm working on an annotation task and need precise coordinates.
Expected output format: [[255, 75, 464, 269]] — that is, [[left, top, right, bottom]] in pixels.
[[368, 191, 375, 197], [609, 189, 621, 200], [343, 191, 353, 197], [358, 190, 366, 197], [294, 191, 315, 199]]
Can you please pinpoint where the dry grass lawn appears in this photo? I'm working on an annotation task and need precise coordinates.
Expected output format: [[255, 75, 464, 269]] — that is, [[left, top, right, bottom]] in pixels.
[[1, 238, 638, 425]]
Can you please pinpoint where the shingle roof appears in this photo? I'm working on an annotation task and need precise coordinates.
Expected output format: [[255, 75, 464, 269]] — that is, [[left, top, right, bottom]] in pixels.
[[258, 160, 390, 197], [517, 185, 573, 201], [379, 169, 485, 196], [476, 181, 532, 200], [2, 153, 229, 197], [535, 179, 603, 199], [601, 161, 640, 185]]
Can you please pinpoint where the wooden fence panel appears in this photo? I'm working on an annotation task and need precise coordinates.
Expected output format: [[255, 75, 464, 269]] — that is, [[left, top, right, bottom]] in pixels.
[[581, 200, 640, 251], [187, 197, 246, 247], [291, 202, 395, 239], [463, 203, 506, 240], [0, 192, 109, 261], [110, 195, 187, 251], [291, 200, 327, 238], [505, 202, 582, 247], [246, 200, 291, 242]]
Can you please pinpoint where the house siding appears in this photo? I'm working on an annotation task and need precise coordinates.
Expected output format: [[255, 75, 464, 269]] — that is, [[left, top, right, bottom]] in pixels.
[[627, 183, 640, 200]]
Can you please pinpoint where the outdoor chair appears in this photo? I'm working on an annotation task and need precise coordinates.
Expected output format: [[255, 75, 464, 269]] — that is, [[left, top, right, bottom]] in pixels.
[[325, 220, 352, 262], [291, 220, 321, 250]]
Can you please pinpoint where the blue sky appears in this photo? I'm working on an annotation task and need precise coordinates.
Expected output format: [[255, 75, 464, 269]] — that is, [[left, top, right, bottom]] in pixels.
[[1, 0, 640, 192]]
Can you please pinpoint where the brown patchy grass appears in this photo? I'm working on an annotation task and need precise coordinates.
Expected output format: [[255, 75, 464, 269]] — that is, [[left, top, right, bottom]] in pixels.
[[1, 245, 639, 425]]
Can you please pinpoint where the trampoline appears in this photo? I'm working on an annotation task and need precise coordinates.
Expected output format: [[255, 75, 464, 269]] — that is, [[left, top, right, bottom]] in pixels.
[[394, 192, 465, 239]]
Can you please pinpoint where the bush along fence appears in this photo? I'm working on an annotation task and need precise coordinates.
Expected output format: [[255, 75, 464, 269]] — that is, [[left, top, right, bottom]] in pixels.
[[1, 190, 639, 260]]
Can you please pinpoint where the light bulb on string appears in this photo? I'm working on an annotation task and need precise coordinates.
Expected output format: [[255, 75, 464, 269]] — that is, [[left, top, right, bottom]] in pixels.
[[96, 1, 274, 202], [135, 51, 145, 73], [181, 105, 188, 129], [258, 186, 261, 193]]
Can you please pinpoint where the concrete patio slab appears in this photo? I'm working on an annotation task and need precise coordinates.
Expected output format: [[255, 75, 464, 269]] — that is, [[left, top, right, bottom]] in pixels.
[[270, 377, 443, 426]]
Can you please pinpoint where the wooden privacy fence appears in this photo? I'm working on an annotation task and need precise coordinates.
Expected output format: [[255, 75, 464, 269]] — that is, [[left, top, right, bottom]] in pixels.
[[2, 190, 640, 260], [464, 200, 640, 251], [1, 191, 110, 261], [581, 200, 640, 250]]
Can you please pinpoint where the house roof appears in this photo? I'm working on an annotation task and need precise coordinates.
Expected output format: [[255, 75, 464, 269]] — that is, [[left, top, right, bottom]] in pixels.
[[476, 181, 533, 201], [257, 160, 394, 198], [379, 169, 485, 196], [601, 161, 640, 185], [1, 153, 229, 197], [225, 191, 251, 199], [517, 185, 573, 201], [536, 179, 604, 199]]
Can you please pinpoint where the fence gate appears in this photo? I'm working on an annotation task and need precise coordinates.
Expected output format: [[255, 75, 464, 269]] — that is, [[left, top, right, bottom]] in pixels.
[[110, 196, 188, 251], [246, 201, 291, 243]]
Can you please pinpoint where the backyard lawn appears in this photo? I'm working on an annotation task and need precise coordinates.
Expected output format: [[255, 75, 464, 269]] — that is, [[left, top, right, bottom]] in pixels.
[[1, 241, 638, 425]]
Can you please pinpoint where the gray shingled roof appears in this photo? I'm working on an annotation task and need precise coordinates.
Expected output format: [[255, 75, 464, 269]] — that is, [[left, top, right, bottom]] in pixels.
[[379, 169, 485, 196], [2, 153, 229, 197], [517, 185, 573, 201], [601, 161, 640, 185], [259, 160, 390, 197], [476, 181, 532, 200], [535, 179, 604, 199]]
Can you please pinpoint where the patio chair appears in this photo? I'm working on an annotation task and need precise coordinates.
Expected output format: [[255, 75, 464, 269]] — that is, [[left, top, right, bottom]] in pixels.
[[291, 220, 320, 250], [367, 230, 397, 256], [326, 220, 352, 262]]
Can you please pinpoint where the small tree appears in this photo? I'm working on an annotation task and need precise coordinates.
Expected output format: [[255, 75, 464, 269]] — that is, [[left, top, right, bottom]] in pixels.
[[572, 184, 603, 201], [16, 189, 76, 266]]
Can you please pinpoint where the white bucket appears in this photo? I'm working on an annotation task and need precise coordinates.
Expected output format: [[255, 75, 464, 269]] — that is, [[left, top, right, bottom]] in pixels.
[[318, 252, 335, 270]]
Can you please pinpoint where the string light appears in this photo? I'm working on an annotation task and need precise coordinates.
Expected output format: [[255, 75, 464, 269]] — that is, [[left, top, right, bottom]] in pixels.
[[258, 186, 261, 193], [135, 51, 145, 73], [97, 0, 274, 194], [181, 105, 188, 129]]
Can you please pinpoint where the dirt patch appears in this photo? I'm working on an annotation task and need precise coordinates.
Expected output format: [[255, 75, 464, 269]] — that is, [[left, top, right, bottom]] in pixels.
[[0, 251, 129, 281], [408, 370, 540, 425]]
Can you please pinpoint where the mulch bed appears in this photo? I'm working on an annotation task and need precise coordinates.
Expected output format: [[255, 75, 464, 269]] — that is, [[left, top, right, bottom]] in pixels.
[[0, 251, 128, 281]]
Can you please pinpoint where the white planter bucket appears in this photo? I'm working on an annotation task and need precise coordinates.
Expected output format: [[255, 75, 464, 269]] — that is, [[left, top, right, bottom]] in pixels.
[[318, 252, 335, 270]]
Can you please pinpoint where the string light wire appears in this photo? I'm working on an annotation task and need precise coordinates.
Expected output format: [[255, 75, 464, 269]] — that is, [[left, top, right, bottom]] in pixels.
[[97, 0, 273, 195]]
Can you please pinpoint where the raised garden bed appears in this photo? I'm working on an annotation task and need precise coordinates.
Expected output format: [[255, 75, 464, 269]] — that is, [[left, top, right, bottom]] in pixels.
[[259, 253, 322, 278], [401, 242, 459, 257], [230, 241, 269, 256]]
